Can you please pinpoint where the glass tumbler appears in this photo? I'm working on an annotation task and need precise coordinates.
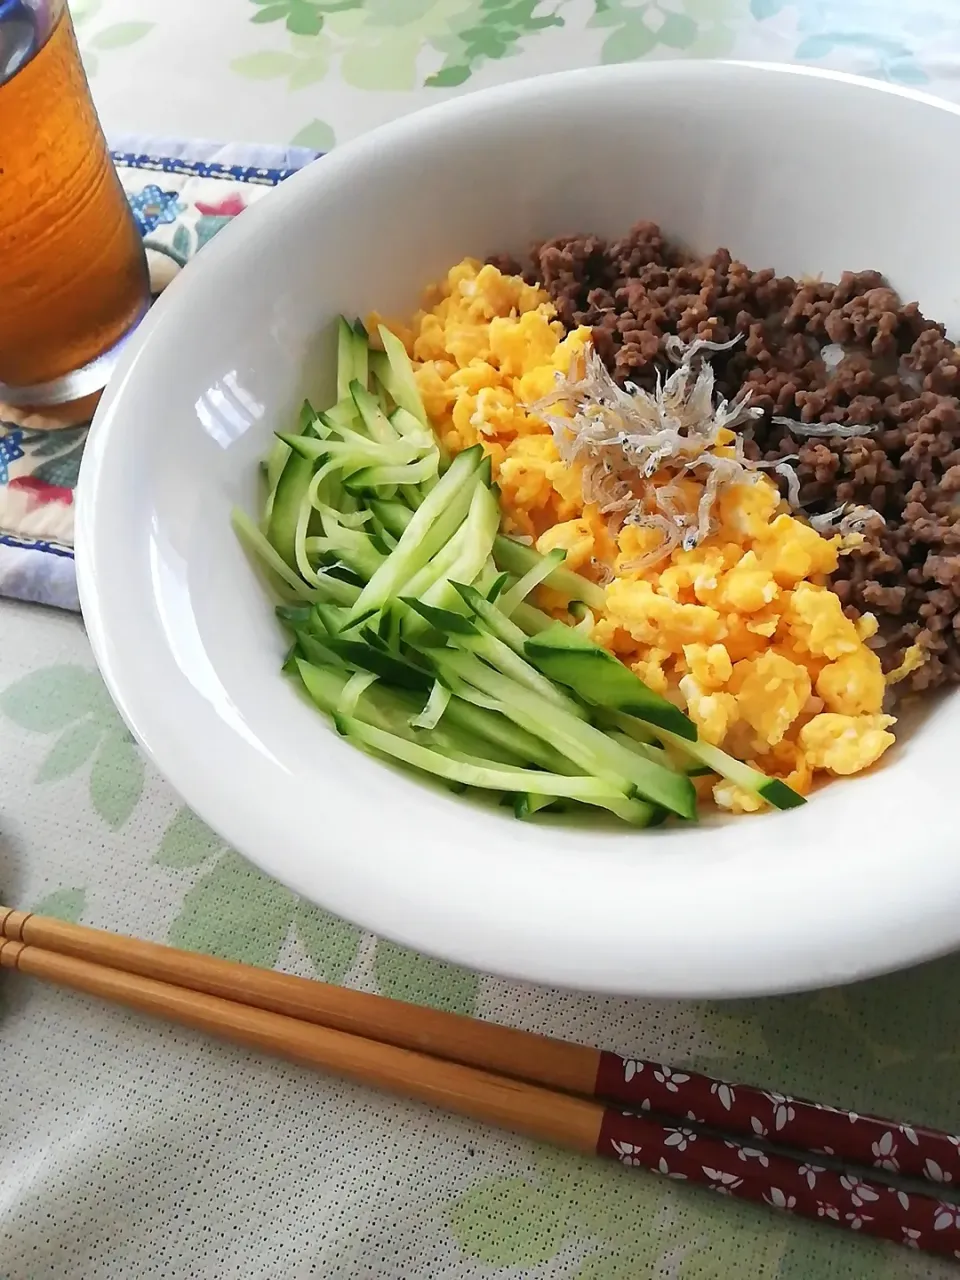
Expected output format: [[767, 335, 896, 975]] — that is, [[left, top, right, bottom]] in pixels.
[[0, 0, 150, 407]]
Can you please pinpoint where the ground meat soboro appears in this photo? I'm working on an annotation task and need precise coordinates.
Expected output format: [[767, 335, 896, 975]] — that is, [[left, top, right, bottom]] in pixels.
[[493, 223, 960, 693]]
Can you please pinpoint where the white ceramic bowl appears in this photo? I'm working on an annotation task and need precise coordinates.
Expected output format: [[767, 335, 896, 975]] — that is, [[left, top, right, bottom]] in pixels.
[[77, 61, 960, 997]]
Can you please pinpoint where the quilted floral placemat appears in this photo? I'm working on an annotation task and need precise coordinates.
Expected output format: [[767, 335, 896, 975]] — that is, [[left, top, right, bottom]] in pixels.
[[0, 136, 318, 612]]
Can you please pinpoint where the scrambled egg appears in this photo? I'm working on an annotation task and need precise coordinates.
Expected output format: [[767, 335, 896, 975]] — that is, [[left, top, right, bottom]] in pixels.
[[380, 259, 897, 809]]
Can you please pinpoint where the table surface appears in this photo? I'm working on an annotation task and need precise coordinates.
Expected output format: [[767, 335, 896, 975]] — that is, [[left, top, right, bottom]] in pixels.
[[4, 4, 960, 1278]]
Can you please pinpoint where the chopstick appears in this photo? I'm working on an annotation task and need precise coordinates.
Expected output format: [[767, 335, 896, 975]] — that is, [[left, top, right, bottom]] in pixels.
[[3, 909, 959, 1260], [4, 908, 954, 1185]]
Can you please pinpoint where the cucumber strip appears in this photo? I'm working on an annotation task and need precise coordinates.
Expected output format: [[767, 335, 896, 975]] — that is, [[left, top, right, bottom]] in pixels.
[[591, 796, 665, 827], [312, 603, 349, 635], [419, 484, 500, 612], [401, 523, 469, 603], [402, 483, 428, 507], [294, 486, 323, 587], [294, 631, 348, 671], [369, 499, 414, 539], [607, 728, 676, 771], [275, 603, 312, 631], [389, 406, 434, 449], [377, 324, 429, 428], [233, 507, 333, 602], [569, 601, 596, 635], [441, 697, 572, 774], [313, 502, 372, 531], [430, 731, 524, 770], [323, 396, 364, 434], [493, 535, 606, 611], [265, 439, 292, 507], [334, 716, 633, 805], [524, 622, 698, 743], [322, 636, 432, 691], [338, 671, 378, 715], [297, 659, 417, 736], [444, 677, 604, 777], [345, 445, 483, 623], [613, 719, 712, 776], [499, 547, 567, 618], [303, 419, 411, 456], [304, 532, 384, 582], [429, 648, 696, 819], [267, 440, 316, 568], [424, 598, 582, 714], [451, 580, 531, 657], [265, 400, 316, 519], [281, 432, 417, 467], [301, 493, 377, 589], [514, 793, 555, 820], [403, 600, 480, 635], [352, 323, 369, 392], [300, 606, 340, 639], [370, 350, 391, 400], [369, 514, 399, 551], [453, 631, 587, 719], [337, 316, 356, 403], [411, 679, 451, 730], [344, 450, 440, 492], [312, 573, 361, 607], [306, 463, 361, 528], [602, 710, 656, 746], [487, 572, 509, 603], [647, 723, 806, 811], [351, 380, 398, 445], [342, 719, 655, 826], [511, 601, 557, 636], [342, 607, 381, 634], [514, 790, 658, 827]]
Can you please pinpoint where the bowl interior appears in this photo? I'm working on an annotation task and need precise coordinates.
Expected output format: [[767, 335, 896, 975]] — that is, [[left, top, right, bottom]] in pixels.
[[78, 62, 960, 996]]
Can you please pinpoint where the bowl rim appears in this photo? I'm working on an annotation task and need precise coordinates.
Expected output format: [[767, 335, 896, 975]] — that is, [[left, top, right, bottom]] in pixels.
[[78, 58, 960, 997]]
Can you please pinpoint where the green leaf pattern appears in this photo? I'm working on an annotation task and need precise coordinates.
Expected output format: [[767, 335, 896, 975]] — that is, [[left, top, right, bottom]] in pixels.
[[154, 807, 225, 869], [293, 900, 362, 983], [32, 888, 87, 924], [594, 0, 739, 63], [77, 16, 154, 77], [89, 21, 155, 49], [154, 807, 472, 1001], [1, 665, 145, 825], [374, 939, 479, 1015], [167, 850, 298, 967], [34, 717, 103, 783], [448, 1177, 569, 1267], [290, 118, 337, 149], [233, 0, 749, 92]]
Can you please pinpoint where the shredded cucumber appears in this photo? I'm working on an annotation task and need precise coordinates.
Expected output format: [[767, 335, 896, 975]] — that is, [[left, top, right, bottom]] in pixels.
[[499, 547, 567, 617], [411, 680, 451, 730]]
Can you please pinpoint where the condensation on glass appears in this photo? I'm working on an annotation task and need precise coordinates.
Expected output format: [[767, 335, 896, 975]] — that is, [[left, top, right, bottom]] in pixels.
[[0, 0, 150, 407]]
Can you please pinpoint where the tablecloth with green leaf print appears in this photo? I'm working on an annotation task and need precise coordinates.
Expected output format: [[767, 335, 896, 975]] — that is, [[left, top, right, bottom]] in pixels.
[[5, 1, 960, 1277]]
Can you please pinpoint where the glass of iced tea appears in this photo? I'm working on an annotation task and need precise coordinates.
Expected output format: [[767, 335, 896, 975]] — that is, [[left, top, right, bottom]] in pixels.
[[0, 0, 150, 408]]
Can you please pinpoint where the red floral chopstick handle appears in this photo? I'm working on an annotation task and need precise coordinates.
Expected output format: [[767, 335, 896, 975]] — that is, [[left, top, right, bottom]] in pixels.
[[595, 1052, 960, 1187], [597, 1108, 960, 1260]]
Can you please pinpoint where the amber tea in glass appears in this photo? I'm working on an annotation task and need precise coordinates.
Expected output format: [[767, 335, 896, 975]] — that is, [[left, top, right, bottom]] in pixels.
[[0, 0, 150, 407]]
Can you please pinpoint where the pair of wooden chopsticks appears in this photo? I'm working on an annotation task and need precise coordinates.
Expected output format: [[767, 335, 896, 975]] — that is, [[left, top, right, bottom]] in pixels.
[[3, 905, 958, 1260]]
